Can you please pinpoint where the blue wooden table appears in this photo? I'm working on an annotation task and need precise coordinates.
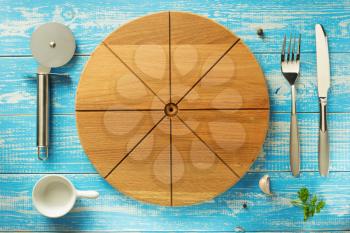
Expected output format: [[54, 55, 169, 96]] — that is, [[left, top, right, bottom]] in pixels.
[[1, 0, 350, 231]]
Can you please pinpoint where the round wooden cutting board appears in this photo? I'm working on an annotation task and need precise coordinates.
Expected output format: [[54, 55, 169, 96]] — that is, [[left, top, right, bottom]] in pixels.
[[76, 12, 270, 206]]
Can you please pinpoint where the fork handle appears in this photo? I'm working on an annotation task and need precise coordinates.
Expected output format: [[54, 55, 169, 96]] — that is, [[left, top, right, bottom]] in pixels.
[[290, 85, 300, 177]]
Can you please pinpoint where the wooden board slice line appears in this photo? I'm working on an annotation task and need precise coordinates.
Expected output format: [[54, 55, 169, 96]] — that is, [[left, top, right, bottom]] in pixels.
[[175, 115, 241, 178], [102, 42, 167, 105], [76, 109, 165, 112], [175, 38, 240, 105], [178, 108, 270, 111], [104, 114, 167, 178], [169, 118, 173, 205], [168, 11, 172, 103]]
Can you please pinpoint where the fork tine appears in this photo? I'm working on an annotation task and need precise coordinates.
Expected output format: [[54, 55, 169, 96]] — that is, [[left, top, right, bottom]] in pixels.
[[281, 34, 286, 62], [287, 34, 291, 61], [296, 34, 301, 61], [292, 34, 296, 61]]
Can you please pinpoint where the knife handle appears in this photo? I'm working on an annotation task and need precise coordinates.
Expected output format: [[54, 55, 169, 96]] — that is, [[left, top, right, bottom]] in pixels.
[[290, 85, 300, 177], [319, 98, 329, 176]]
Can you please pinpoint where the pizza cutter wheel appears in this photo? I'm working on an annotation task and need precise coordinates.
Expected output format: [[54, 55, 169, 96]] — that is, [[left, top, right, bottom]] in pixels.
[[30, 22, 76, 160]]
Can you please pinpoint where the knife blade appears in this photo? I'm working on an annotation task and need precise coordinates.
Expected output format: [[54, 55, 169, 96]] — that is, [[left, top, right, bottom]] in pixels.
[[315, 24, 330, 176]]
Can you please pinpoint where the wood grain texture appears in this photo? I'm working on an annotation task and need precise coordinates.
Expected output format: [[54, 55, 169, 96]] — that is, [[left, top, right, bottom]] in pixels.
[[75, 12, 269, 206], [76, 44, 164, 110], [171, 117, 239, 206], [104, 12, 170, 103], [170, 11, 238, 103], [1, 0, 350, 231], [178, 42, 269, 110], [179, 110, 269, 177], [107, 117, 171, 206], [76, 111, 164, 176]]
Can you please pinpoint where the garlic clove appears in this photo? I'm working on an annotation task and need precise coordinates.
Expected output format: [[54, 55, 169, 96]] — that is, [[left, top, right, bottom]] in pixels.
[[259, 174, 272, 195]]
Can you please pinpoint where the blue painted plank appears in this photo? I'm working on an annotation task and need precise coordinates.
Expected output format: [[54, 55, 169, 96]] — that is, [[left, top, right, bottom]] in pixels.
[[0, 0, 350, 55], [0, 172, 349, 231], [0, 52, 349, 115], [253, 112, 350, 172], [0, 0, 349, 232], [1, 113, 350, 173], [0, 56, 86, 115], [256, 52, 350, 113], [0, 114, 95, 173]]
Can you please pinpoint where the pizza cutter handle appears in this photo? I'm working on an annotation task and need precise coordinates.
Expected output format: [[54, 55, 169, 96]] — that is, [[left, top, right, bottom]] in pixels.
[[37, 73, 49, 160]]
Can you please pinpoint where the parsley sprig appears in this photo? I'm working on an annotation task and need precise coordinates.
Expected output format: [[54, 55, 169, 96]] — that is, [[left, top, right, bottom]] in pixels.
[[290, 187, 326, 221]]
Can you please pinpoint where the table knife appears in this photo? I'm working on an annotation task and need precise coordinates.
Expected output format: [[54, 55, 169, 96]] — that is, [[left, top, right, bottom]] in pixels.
[[315, 24, 330, 176]]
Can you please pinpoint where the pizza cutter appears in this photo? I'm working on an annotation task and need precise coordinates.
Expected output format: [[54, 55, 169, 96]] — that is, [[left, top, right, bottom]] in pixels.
[[30, 22, 76, 160]]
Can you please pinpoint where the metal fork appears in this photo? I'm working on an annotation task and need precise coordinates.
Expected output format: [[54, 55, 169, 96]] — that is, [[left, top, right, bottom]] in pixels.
[[281, 34, 301, 177]]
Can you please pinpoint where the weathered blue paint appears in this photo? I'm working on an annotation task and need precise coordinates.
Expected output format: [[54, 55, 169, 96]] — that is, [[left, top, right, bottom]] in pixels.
[[0, 173, 349, 231], [0, 0, 350, 231], [1, 0, 350, 55]]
